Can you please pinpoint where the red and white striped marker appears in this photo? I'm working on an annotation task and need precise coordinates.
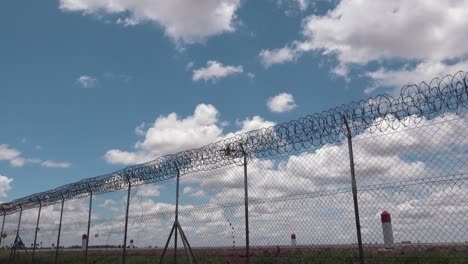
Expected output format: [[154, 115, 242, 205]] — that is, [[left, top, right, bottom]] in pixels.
[[291, 234, 296, 246], [381, 211, 394, 248], [81, 234, 87, 251], [130, 239, 134, 248]]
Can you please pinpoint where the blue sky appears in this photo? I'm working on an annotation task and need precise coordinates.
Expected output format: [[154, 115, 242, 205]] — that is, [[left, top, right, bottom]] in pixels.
[[1, 0, 468, 201]]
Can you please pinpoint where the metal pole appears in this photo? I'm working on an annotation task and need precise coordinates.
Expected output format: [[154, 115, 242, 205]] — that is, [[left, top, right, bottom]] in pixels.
[[240, 145, 249, 264], [55, 197, 65, 264], [85, 191, 93, 264], [16, 206, 23, 240], [174, 164, 180, 264], [343, 116, 365, 264], [0, 212, 5, 247], [32, 202, 42, 263], [122, 181, 132, 264]]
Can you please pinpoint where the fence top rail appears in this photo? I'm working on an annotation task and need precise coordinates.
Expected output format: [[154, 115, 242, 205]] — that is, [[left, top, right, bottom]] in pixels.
[[1, 70, 467, 215]]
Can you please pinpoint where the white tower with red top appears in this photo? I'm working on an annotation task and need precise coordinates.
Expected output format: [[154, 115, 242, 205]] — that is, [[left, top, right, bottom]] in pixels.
[[381, 211, 394, 248], [81, 234, 88, 251], [291, 234, 296, 246]]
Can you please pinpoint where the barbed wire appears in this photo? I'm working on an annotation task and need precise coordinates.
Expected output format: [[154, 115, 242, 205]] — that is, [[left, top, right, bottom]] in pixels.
[[1, 70, 467, 215]]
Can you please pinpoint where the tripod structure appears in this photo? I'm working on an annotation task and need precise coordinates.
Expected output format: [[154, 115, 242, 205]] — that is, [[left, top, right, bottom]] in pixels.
[[158, 164, 197, 264], [9, 234, 29, 261]]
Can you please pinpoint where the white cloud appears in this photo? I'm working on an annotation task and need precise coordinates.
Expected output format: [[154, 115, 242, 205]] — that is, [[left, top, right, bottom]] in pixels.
[[105, 104, 223, 165], [0, 144, 40, 167], [259, 47, 298, 68], [0, 145, 19, 160], [41, 160, 72, 169], [105, 104, 274, 165], [59, 0, 241, 44], [0, 175, 13, 198], [98, 199, 117, 208], [236, 116, 275, 132], [77, 75, 97, 88], [262, 0, 468, 91], [0, 144, 22, 165], [364, 60, 468, 94], [224, 116, 276, 139], [300, 0, 468, 65], [183, 186, 205, 197], [267, 93, 297, 113], [134, 122, 146, 136], [192, 61, 243, 82], [185, 62, 194, 71], [296, 0, 310, 11], [135, 185, 161, 197], [0, 146, 61, 168]]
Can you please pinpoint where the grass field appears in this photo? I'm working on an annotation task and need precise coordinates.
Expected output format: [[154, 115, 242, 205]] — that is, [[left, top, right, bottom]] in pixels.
[[1, 247, 467, 264]]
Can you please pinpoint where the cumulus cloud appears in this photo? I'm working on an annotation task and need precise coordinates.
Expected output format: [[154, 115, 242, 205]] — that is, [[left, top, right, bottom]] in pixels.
[[299, 0, 468, 65], [104, 104, 274, 165], [236, 116, 275, 132], [267, 93, 297, 113], [59, 0, 241, 44], [192, 61, 243, 82], [76, 75, 97, 88], [263, 0, 468, 92], [104, 104, 223, 165], [0, 144, 41, 167], [259, 47, 298, 68], [134, 122, 146, 136], [41, 160, 72, 169], [0, 175, 13, 198], [0, 144, 71, 168], [223, 116, 276, 139], [295, 0, 310, 11], [364, 60, 468, 94], [98, 199, 117, 208], [135, 185, 161, 197], [0, 144, 23, 167]]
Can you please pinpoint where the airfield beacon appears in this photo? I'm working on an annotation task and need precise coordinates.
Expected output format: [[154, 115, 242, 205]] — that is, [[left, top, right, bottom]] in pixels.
[[81, 234, 87, 251], [291, 234, 296, 246], [381, 211, 394, 248]]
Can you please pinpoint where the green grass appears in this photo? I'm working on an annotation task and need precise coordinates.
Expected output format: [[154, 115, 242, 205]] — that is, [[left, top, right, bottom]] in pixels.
[[1, 249, 467, 264]]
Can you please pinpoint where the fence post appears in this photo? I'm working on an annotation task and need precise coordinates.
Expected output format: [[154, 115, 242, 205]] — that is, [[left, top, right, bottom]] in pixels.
[[16, 205, 23, 241], [174, 165, 180, 264], [158, 163, 197, 264], [85, 189, 93, 264], [55, 196, 65, 264], [240, 144, 249, 264], [0, 211, 5, 248], [32, 201, 42, 263], [342, 116, 365, 264], [123, 180, 132, 264]]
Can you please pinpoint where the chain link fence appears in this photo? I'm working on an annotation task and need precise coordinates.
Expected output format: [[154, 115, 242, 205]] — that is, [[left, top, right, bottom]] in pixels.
[[0, 71, 467, 263]]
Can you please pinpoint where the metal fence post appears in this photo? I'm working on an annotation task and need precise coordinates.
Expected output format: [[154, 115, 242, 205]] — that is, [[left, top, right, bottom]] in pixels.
[[240, 144, 249, 264], [55, 197, 65, 264], [159, 163, 197, 264], [174, 165, 180, 264], [123, 180, 132, 264], [343, 116, 365, 264], [16, 205, 23, 241], [32, 201, 42, 263], [85, 190, 93, 264], [0, 212, 5, 248]]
